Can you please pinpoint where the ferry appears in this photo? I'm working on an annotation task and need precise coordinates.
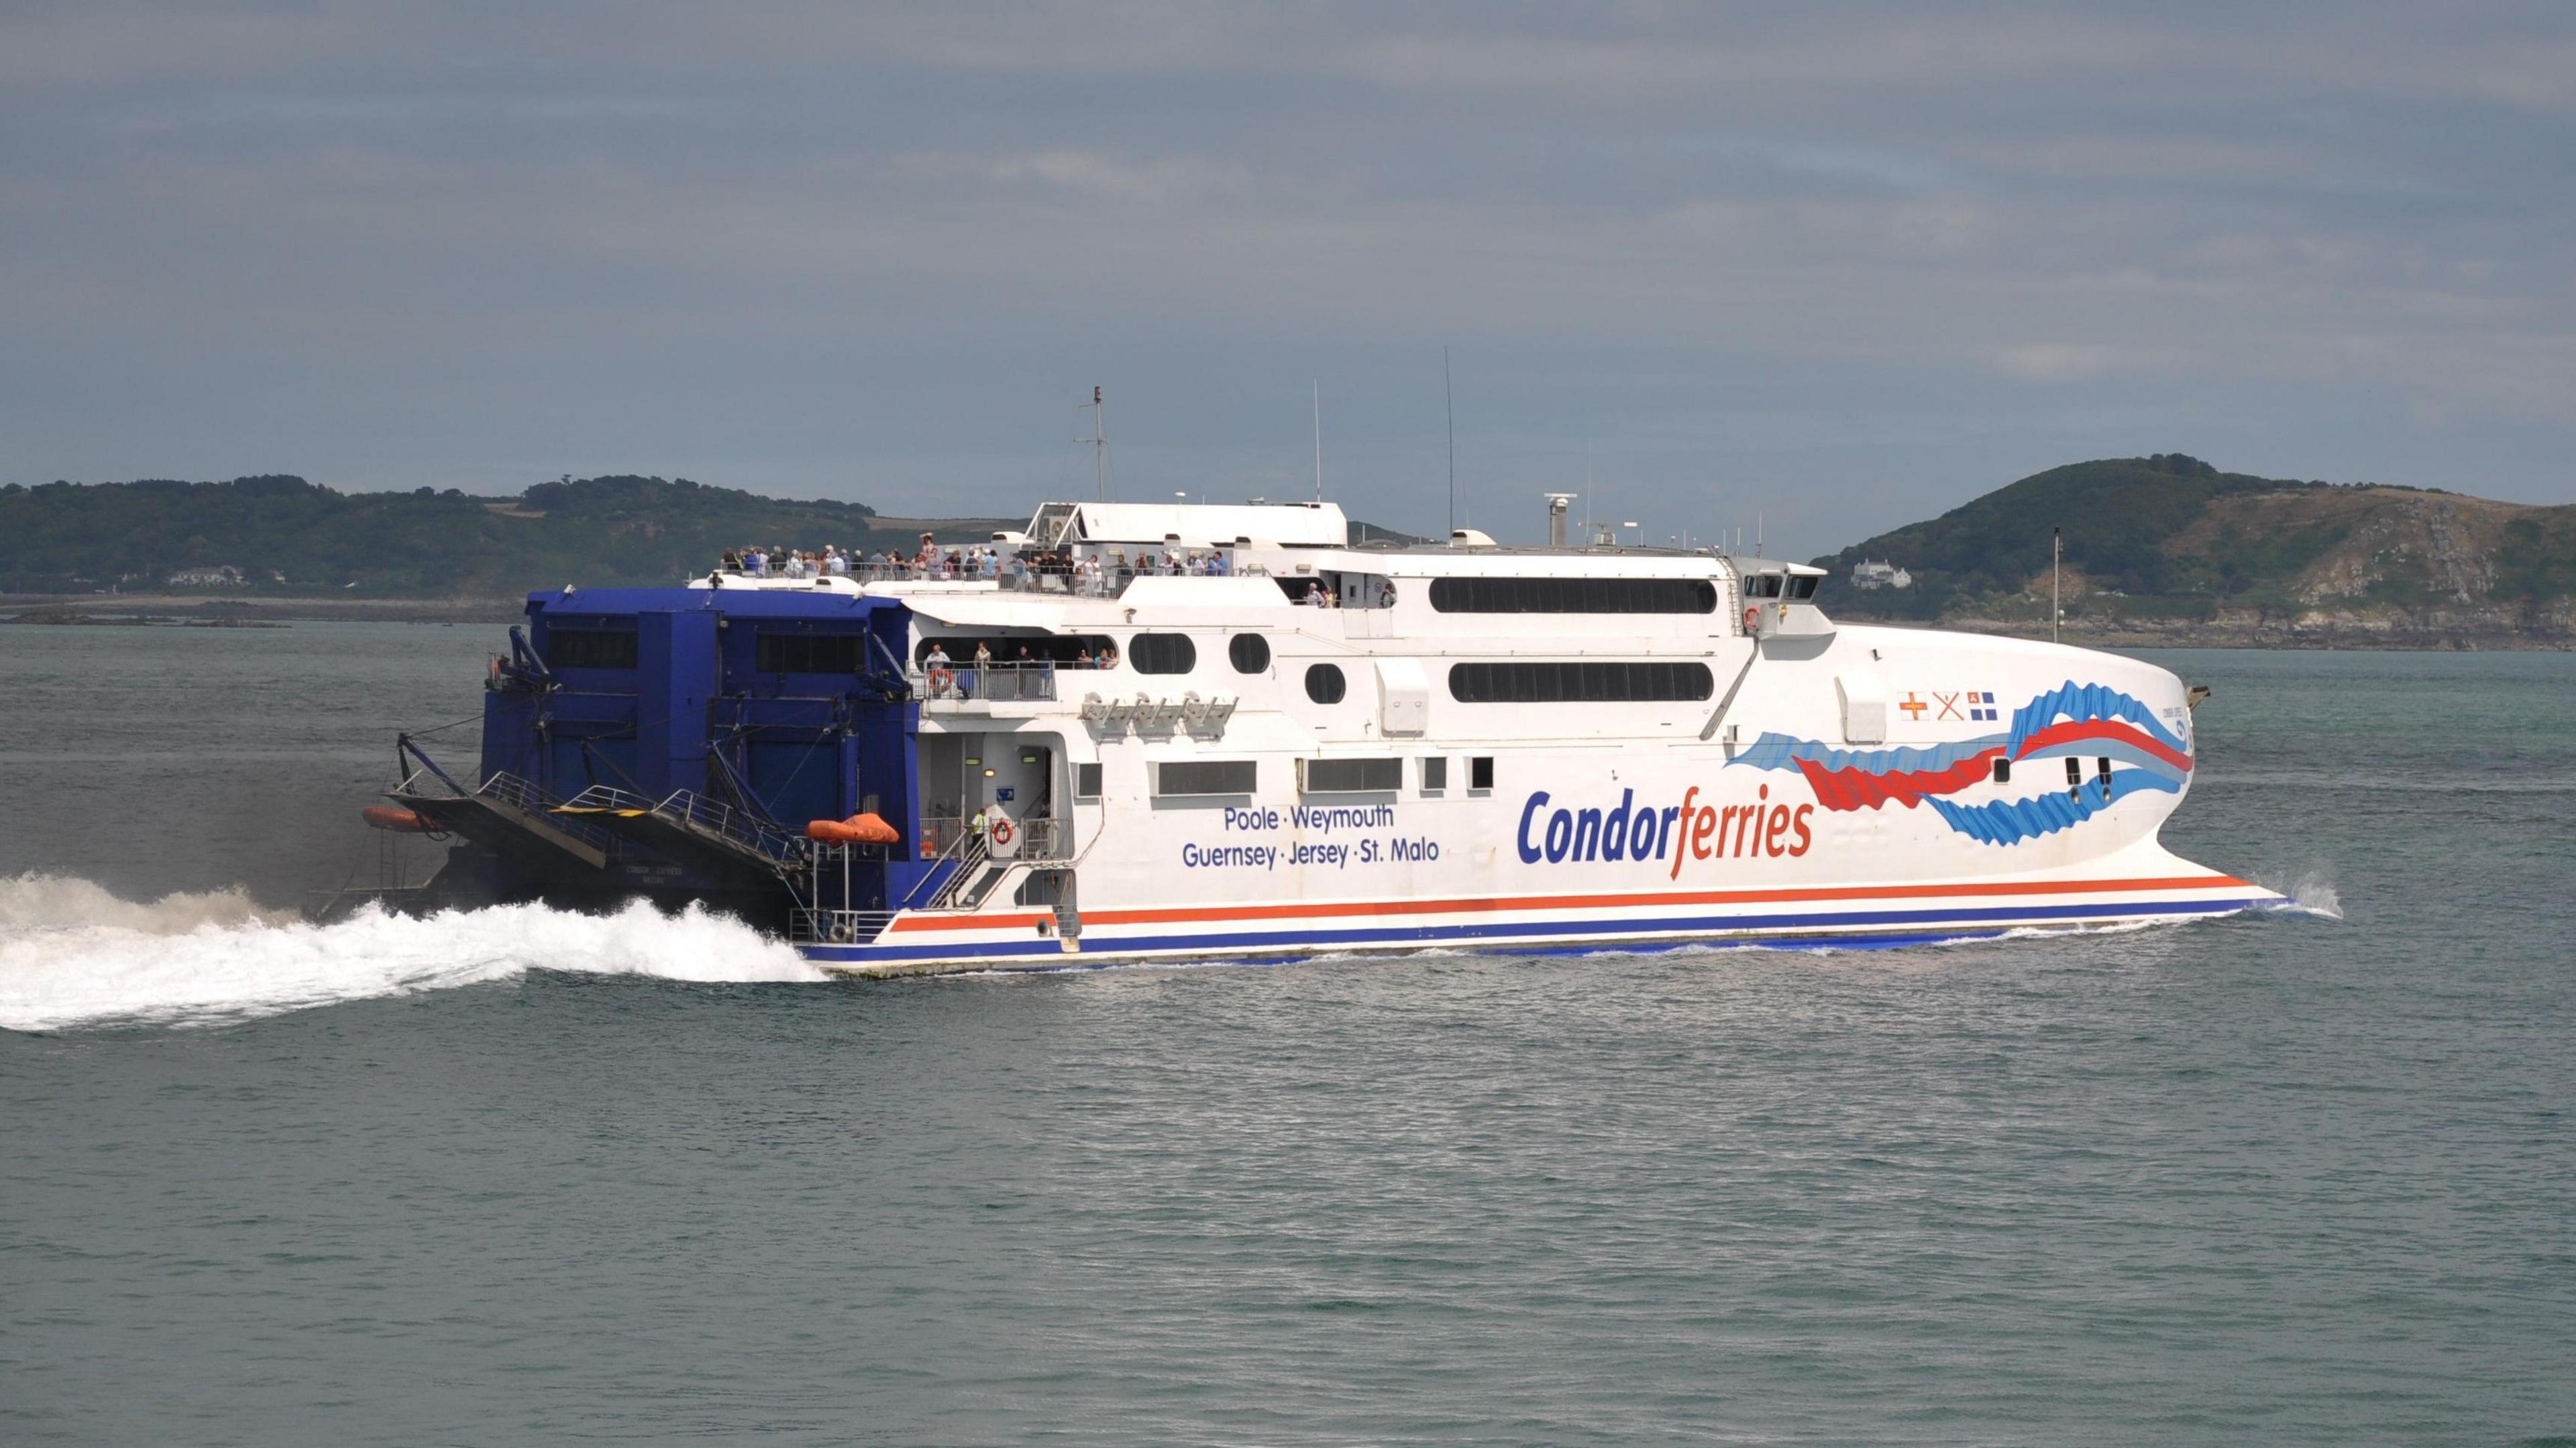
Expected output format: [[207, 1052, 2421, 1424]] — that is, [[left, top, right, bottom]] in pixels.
[[363, 496, 2282, 974]]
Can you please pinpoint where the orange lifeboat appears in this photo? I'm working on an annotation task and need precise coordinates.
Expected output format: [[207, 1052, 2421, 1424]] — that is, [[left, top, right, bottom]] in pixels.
[[360, 805, 429, 833], [806, 812, 901, 846]]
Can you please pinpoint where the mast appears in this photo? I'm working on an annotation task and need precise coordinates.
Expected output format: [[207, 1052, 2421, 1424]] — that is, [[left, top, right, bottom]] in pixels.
[[1444, 347, 1456, 534], [1311, 380, 1324, 502], [2053, 526, 2063, 643], [1082, 386, 1109, 502]]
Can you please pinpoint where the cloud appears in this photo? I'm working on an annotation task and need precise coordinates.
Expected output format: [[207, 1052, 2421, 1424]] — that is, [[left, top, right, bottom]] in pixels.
[[2, 0, 2573, 549]]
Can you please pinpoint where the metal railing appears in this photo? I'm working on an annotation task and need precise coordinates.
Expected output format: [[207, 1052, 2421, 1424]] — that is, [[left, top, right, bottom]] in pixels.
[[557, 783, 806, 864], [480, 772, 618, 852], [909, 661, 1061, 702], [712, 555, 1254, 596], [916, 814, 1069, 862], [790, 909, 899, 946]]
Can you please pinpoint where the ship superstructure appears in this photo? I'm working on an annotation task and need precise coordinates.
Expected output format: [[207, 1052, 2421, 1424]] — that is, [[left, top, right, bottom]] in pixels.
[[370, 498, 2279, 974]]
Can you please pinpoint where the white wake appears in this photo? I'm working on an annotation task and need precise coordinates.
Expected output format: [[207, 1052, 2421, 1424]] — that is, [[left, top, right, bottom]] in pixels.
[[0, 874, 824, 1032]]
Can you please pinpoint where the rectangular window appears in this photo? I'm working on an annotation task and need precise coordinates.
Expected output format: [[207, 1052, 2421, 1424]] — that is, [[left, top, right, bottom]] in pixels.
[[544, 628, 638, 670], [1446, 661, 1715, 704], [756, 632, 863, 673], [1420, 757, 1448, 793], [1991, 757, 2011, 785], [1299, 758, 1401, 793], [1428, 577, 1717, 614], [1154, 760, 1256, 797], [1074, 762, 1103, 800], [1469, 756, 1494, 791]]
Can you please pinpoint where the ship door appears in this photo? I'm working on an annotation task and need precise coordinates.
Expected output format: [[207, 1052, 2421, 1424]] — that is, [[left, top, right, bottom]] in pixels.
[[1016, 868, 1081, 943]]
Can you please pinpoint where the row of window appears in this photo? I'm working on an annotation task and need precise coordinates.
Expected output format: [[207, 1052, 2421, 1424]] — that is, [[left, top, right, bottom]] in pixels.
[[758, 633, 865, 675], [1428, 577, 1718, 614], [545, 629, 639, 670], [1741, 573, 1821, 600], [1150, 755, 1498, 798], [1446, 661, 1715, 704]]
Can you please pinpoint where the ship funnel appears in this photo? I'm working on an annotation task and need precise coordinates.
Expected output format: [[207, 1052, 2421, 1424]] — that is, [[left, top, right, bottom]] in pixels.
[[1543, 493, 1576, 548]]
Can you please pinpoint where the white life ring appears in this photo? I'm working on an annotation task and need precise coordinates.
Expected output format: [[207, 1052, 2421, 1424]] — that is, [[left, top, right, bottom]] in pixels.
[[989, 818, 1016, 846], [1742, 605, 1762, 635], [926, 666, 954, 694]]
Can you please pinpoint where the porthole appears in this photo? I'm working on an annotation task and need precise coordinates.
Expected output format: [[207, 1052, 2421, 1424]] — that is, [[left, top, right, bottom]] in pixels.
[[1228, 633, 1270, 674], [1305, 663, 1346, 705], [1130, 632, 1196, 675]]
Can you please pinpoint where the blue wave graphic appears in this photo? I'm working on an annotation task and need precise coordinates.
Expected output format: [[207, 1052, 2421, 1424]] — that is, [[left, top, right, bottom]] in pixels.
[[2009, 681, 2187, 756], [1729, 732, 2006, 776], [1927, 769, 2184, 846]]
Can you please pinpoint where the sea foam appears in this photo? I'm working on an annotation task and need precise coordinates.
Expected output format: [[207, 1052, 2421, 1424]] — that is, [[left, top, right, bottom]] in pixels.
[[0, 873, 823, 1032]]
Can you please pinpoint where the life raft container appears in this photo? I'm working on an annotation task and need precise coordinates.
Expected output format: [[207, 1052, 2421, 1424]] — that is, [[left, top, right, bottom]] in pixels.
[[806, 812, 901, 846]]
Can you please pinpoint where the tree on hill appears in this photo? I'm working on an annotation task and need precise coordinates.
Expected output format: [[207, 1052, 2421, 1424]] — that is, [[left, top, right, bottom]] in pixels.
[[0, 475, 972, 597], [1810, 454, 2345, 618]]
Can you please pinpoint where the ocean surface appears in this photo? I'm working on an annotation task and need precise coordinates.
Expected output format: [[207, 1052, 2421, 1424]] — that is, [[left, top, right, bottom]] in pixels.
[[2, 622, 2570, 1445]]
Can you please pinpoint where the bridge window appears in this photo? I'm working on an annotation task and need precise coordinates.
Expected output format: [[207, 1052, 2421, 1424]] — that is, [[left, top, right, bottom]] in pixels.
[[1300, 758, 1401, 793], [1787, 575, 1819, 600], [1447, 661, 1715, 704], [545, 628, 637, 670], [757, 632, 863, 673], [1154, 760, 1255, 797], [1304, 663, 1346, 704], [1743, 574, 1783, 599], [1428, 577, 1717, 614], [1130, 633, 1197, 675], [1228, 633, 1271, 674]]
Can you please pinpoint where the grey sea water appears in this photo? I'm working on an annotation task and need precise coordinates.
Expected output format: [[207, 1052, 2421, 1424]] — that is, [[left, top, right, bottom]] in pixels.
[[2, 622, 2571, 1445]]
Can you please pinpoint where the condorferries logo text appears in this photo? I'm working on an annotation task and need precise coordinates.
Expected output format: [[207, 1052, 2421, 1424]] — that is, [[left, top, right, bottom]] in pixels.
[[1519, 786, 1813, 879]]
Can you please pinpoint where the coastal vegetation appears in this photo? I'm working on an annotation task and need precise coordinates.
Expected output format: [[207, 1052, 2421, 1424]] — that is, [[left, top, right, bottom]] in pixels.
[[1814, 454, 2576, 645], [0, 474, 990, 597], [9, 456, 2571, 643]]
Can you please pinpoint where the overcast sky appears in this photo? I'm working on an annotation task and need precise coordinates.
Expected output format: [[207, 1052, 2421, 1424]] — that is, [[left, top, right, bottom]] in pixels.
[[5, 1, 2571, 555]]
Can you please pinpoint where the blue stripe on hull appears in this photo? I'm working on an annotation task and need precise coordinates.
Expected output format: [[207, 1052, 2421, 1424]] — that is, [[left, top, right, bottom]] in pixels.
[[803, 895, 2277, 968]]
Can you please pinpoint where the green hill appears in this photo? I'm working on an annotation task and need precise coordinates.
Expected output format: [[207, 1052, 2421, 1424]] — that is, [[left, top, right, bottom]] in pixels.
[[0, 475, 1010, 597], [1814, 454, 2576, 642]]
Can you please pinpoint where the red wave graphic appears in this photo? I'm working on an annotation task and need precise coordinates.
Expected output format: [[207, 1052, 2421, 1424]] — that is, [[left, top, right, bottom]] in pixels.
[[1796, 749, 2002, 812], [2012, 719, 2194, 771]]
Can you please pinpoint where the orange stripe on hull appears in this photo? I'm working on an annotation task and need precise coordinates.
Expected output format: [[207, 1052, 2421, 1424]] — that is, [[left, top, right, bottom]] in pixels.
[[882, 873, 2253, 935]]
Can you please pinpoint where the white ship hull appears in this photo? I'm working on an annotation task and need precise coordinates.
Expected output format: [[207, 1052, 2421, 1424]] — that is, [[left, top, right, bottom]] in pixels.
[[769, 505, 2282, 976]]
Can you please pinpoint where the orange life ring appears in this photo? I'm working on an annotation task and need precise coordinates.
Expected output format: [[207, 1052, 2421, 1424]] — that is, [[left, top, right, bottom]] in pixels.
[[926, 666, 954, 693], [989, 819, 1016, 846], [1742, 605, 1762, 634]]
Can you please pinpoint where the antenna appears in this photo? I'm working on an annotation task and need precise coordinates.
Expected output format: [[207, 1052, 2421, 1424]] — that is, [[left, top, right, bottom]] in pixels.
[[2053, 526, 2063, 643], [1756, 508, 1763, 554], [1079, 386, 1109, 502], [1311, 380, 1324, 502], [1444, 348, 1455, 534]]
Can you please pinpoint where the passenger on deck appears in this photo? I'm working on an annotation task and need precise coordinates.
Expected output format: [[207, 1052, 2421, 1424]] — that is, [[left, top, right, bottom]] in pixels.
[[1099, 644, 1120, 669], [720, 548, 742, 574], [922, 643, 953, 697]]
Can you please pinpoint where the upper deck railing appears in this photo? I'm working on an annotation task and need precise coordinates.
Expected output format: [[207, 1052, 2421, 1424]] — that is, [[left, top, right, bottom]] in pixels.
[[712, 554, 1263, 599]]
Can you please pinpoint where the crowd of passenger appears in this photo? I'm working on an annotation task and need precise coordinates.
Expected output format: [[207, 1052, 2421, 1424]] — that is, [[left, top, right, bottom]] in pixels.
[[716, 533, 1248, 595]]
